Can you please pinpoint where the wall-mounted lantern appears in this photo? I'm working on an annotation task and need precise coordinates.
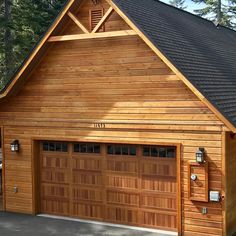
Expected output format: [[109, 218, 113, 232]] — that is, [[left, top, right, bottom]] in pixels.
[[195, 147, 205, 163], [11, 140, 20, 152]]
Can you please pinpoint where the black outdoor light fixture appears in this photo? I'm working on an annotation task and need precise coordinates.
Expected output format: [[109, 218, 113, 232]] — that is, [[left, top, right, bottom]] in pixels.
[[11, 140, 20, 152], [195, 147, 205, 163]]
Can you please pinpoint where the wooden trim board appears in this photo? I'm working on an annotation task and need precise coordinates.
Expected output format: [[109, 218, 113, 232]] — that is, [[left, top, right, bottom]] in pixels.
[[31, 140, 40, 214], [176, 144, 182, 235], [48, 30, 137, 42], [30, 136, 181, 147], [222, 131, 227, 236], [187, 161, 209, 202], [1, 126, 6, 211], [67, 11, 90, 33]]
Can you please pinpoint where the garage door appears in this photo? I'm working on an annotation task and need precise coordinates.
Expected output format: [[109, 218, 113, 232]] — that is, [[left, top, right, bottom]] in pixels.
[[40, 141, 177, 231]]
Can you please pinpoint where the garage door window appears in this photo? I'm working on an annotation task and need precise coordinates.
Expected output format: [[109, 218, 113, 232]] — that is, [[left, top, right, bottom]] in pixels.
[[107, 144, 136, 156], [143, 146, 176, 158], [73, 143, 100, 154], [43, 141, 68, 152]]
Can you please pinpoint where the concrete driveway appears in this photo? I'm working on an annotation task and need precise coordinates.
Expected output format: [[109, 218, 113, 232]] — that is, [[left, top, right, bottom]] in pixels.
[[0, 212, 176, 236]]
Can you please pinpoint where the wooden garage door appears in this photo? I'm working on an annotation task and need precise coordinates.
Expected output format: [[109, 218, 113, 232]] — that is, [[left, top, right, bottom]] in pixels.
[[40, 141, 177, 231]]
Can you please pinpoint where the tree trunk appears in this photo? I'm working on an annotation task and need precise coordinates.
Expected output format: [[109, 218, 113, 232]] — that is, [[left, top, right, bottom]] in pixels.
[[4, 0, 13, 78]]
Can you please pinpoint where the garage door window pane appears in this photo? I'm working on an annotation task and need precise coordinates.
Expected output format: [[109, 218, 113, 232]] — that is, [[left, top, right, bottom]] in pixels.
[[43, 142, 49, 151], [55, 143, 61, 151], [107, 145, 113, 154], [74, 144, 80, 152], [143, 147, 150, 156], [142, 146, 175, 158], [43, 142, 68, 152], [94, 145, 100, 153], [167, 147, 176, 158], [73, 143, 101, 154], [151, 147, 158, 157], [129, 147, 136, 156], [107, 144, 136, 156], [159, 148, 167, 157], [87, 144, 94, 153], [62, 143, 68, 152], [49, 143, 55, 151], [115, 146, 121, 155], [122, 146, 129, 155], [80, 144, 87, 153]]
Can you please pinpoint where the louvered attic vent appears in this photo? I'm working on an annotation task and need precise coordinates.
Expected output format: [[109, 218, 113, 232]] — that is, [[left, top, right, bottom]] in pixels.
[[89, 8, 104, 31]]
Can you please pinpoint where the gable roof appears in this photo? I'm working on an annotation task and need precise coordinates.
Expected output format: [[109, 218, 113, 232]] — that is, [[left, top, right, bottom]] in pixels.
[[1, 0, 236, 131], [112, 0, 236, 129]]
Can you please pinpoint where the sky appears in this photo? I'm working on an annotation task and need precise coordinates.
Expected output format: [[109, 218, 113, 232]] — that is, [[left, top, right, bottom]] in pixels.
[[160, 0, 206, 14]]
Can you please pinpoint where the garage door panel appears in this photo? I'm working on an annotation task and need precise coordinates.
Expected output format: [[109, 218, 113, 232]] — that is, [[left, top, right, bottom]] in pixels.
[[106, 190, 140, 206], [141, 160, 176, 177], [106, 174, 139, 190], [141, 193, 177, 211], [73, 170, 103, 186], [41, 199, 70, 216], [106, 157, 138, 174], [142, 176, 176, 193], [42, 183, 70, 199], [72, 156, 102, 171], [42, 155, 69, 169], [106, 206, 139, 225], [141, 209, 177, 230], [41, 169, 69, 184], [72, 202, 104, 220], [73, 186, 103, 202]]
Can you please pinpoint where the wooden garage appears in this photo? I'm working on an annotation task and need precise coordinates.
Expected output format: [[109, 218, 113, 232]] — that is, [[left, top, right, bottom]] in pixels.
[[0, 0, 236, 235]]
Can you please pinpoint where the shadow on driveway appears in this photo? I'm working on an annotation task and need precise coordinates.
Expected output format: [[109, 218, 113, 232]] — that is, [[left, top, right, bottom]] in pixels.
[[0, 212, 174, 236]]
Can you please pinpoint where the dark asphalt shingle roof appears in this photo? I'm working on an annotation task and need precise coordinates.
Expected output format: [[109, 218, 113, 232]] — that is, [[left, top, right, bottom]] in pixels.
[[113, 0, 236, 127]]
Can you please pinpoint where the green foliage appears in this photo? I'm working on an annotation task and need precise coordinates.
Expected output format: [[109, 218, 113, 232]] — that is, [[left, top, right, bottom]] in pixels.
[[0, 0, 66, 90], [228, 0, 236, 28], [192, 0, 235, 28], [169, 0, 187, 9]]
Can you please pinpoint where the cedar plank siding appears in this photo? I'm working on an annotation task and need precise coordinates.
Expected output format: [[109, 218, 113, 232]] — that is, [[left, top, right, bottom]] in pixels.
[[0, 0, 226, 235]]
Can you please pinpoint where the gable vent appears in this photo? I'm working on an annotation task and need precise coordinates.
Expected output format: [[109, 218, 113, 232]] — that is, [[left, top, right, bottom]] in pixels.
[[90, 8, 104, 31]]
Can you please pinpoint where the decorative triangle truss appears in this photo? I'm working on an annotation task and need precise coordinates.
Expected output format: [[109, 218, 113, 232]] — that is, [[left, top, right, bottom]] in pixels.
[[48, 6, 137, 42]]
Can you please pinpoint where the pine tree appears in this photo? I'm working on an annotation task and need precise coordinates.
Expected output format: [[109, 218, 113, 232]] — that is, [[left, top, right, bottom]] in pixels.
[[228, 0, 236, 29], [0, 1, 5, 86], [192, 0, 232, 27], [4, 0, 13, 76], [0, 0, 14, 86], [0, 0, 66, 89], [169, 0, 187, 9]]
